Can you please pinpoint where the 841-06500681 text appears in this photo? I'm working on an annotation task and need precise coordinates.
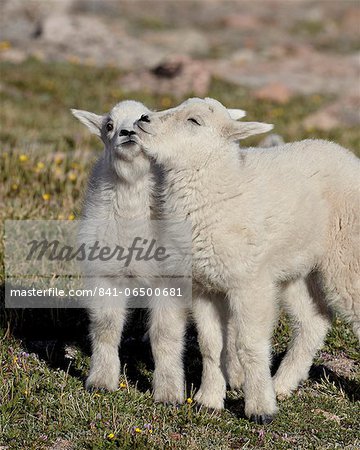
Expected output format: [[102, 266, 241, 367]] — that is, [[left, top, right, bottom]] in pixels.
[[84, 287, 184, 297], [9, 287, 184, 298]]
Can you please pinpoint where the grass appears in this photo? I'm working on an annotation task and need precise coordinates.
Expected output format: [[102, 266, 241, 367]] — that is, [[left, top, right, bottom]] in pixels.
[[0, 58, 359, 449]]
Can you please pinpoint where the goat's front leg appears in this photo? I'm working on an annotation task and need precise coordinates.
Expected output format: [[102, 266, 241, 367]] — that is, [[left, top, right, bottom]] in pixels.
[[85, 279, 128, 392], [229, 278, 278, 424], [192, 291, 227, 409], [149, 295, 187, 404]]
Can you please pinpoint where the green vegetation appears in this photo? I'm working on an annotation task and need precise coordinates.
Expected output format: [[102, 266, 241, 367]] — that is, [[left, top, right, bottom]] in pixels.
[[0, 59, 359, 449]]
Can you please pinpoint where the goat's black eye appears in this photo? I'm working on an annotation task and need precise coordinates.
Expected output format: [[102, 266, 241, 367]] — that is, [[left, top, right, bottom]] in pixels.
[[106, 122, 113, 132], [188, 118, 201, 126], [140, 114, 150, 123]]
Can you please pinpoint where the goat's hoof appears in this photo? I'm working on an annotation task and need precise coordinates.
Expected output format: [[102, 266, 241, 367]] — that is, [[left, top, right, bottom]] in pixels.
[[194, 391, 225, 411], [194, 403, 219, 414], [249, 414, 274, 425], [229, 383, 243, 392], [276, 392, 290, 401]]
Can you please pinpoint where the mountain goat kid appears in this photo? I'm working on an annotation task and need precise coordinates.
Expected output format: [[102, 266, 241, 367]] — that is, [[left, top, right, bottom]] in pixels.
[[135, 98, 360, 423], [72, 100, 156, 392]]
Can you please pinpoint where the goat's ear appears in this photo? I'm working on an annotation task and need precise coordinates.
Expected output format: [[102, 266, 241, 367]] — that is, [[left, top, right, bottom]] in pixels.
[[227, 108, 246, 120], [71, 109, 103, 136], [226, 121, 273, 141]]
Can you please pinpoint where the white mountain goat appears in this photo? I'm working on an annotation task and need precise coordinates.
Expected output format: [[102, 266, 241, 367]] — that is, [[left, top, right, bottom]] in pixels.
[[135, 97, 360, 423], [72, 100, 155, 391], [71, 99, 247, 403]]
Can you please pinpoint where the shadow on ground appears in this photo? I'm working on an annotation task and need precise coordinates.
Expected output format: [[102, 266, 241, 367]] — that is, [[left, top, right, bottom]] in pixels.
[[1, 283, 358, 416], [0, 283, 203, 396]]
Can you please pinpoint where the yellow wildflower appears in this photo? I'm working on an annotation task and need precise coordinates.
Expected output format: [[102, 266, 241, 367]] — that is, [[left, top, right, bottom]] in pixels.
[[68, 213, 75, 220], [0, 41, 11, 51], [43, 80, 55, 91], [186, 397, 193, 404], [119, 382, 127, 389], [19, 154, 28, 162], [311, 94, 322, 103], [11, 183, 18, 191], [36, 162, 45, 170], [271, 108, 283, 118], [111, 88, 123, 99], [54, 154, 64, 165], [107, 433, 115, 440], [135, 428, 142, 434], [13, 356, 18, 364], [68, 171, 77, 181], [42, 193, 51, 201]]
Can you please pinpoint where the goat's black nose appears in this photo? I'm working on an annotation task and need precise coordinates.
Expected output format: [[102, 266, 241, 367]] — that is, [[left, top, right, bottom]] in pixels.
[[139, 114, 150, 123], [119, 129, 135, 137]]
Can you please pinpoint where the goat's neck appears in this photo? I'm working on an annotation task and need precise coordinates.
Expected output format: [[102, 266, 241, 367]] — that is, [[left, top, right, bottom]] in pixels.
[[110, 175, 152, 219], [162, 153, 240, 220]]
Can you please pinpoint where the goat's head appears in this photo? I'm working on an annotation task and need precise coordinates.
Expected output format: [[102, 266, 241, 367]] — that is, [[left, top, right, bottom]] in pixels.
[[71, 100, 151, 181], [135, 97, 272, 168]]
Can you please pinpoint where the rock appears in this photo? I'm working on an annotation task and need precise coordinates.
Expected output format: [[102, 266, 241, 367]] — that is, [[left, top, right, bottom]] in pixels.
[[210, 49, 359, 97], [38, 13, 165, 70], [303, 94, 360, 130], [312, 409, 341, 425], [0, 47, 27, 63], [258, 134, 285, 148], [144, 29, 210, 57], [0, 0, 74, 43], [41, 14, 118, 48], [253, 82, 294, 104], [303, 109, 340, 131], [222, 13, 262, 29], [319, 351, 357, 378], [121, 55, 211, 98], [0, 0, 358, 104], [0, 0, 41, 43], [230, 49, 256, 65], [342, 7, 360, 35], [50, 438, 74, 450], [151, 60, 183, 79]]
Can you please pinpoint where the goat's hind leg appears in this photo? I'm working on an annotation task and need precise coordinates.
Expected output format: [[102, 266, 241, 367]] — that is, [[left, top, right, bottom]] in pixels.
[[229, 278, 278, 424], [273, 275, 331, 398]]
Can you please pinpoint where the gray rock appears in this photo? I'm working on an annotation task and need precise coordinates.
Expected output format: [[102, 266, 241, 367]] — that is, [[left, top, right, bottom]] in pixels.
[[144, 29, 210, 57], [303, 94, 360, 130], [121, 55, 211, 98]]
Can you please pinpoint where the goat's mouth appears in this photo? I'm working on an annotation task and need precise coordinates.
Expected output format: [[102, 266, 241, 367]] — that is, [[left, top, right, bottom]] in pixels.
[[117, 135, 140, 147], [121, 139, 138, 146]]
